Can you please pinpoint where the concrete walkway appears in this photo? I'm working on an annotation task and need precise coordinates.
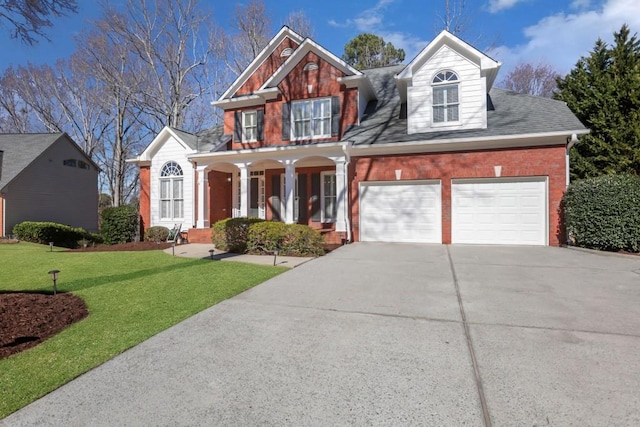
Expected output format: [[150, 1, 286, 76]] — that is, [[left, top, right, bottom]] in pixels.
[[163, 243, 314, 268], [3, 243, 640, 426]]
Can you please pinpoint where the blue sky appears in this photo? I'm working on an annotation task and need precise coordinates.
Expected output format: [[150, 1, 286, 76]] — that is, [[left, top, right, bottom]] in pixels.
[[0, 0, 638, 78]]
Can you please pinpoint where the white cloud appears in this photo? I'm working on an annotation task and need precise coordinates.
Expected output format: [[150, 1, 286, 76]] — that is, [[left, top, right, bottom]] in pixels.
[[487, 0, 528, 13], [487, 0, 640, 77], [327, 0, 428, 60], [571, 0, 591, 9]]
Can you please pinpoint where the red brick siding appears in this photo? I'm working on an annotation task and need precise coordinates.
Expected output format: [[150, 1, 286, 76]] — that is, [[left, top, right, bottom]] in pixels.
[[237, 38, 300, 96], [208, 170, 232, 223], [139, 166, 151, 236], [350, 145, 567, 246], [187, 227, 212, 244]]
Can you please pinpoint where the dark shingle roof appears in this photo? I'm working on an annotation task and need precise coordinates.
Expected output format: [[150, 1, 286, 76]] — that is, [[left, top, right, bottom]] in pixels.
[[168, 126, 230, 153], [0, 133, 63, 190], [343, 65, 587, 146]]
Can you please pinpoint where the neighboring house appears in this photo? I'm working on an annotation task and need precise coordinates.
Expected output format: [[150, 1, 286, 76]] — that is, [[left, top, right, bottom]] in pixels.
[[129, 28, 588, 246], [0, 133, 99, 236]]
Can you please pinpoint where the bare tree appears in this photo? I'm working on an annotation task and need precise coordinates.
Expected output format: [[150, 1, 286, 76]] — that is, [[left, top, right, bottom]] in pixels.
[[284, 10, 314, 39], [104, 0, 219, 132], [437, 0, 468, 36], [0, 0, 77, 44], [0, 69, 32, 132], [500, 62, 561, 98], [217, 0, 271, 76]]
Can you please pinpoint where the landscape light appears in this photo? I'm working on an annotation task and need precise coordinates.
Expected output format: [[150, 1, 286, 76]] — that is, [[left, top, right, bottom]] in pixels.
[[48, 270, 60, 295]]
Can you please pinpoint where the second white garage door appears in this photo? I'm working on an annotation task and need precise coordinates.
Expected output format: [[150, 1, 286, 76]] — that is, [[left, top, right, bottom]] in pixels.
[[452, 177, 547, 245], [360, 181, 441, 243]]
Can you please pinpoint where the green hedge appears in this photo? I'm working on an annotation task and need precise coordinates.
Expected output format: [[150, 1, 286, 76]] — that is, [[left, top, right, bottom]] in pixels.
[[563, 174, 640, 252], [211, 217, 265, 253], [213, 219, 325, 256], [12, 222, 91, 248], [246, 222, 324, 256], [144, 226, 170, 242], [101, 205, 138, 245]]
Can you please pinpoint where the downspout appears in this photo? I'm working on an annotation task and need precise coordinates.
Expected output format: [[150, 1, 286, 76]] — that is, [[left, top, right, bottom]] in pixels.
[[566, 133, 579, 186], [341, 141, 353, 243]]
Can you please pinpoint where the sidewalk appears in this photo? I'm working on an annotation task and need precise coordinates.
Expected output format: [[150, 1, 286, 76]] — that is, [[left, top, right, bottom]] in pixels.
[[163, 243, 314, 268]]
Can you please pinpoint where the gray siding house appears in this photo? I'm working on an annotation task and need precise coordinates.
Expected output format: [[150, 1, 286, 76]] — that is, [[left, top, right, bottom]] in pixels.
[[0, 133, 99, 236]]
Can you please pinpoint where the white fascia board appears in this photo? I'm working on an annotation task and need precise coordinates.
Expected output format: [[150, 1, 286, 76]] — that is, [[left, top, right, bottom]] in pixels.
[[211, 94, 265, 109], [337, 75, 377, 101], [188, 141, 346, 164], [218, 26, 304, 101], [260, 39, 362, 90], [348, 129, 591, 157], [129, 126, 195, 162]]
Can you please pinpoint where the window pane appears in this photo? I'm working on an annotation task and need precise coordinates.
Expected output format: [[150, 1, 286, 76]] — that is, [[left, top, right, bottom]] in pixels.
[[448, 105, 459, 121], [173, 179, 183, 198], [448, 85, 459, 103], [174, 200, 183, 219], [161, 201, 170, 218], [433, 87, 444, 105], [160, 180, 170, 198], [433, 106, 445, 122]]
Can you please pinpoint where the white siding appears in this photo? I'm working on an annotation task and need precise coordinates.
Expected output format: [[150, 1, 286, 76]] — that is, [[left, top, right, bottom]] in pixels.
[[4, 138, 99, 233], [407, 45, 487, 134], [149, 136, 194, 229]]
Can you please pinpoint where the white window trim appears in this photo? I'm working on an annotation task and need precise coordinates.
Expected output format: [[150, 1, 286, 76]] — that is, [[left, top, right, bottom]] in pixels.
[[159, 162, 184, 221], [321, 171, 337, 223], [291, 97, 331, 141], [242, 110, 258, 142], [432, 70, 460, 126]]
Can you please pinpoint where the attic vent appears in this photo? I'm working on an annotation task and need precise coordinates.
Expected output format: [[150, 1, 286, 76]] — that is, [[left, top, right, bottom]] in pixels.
[[280, 47, 294, 57], [303, 62, 318, 71]]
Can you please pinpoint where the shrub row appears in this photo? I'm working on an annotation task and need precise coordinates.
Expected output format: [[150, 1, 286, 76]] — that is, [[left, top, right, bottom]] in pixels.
[[563, 174, 640, 252], [212, 218, 324, 257], [12, 222, 96, 248]]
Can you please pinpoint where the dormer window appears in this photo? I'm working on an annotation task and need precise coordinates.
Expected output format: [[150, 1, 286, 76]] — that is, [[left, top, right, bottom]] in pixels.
[[242, 110, 258, 142], [432, 71, 459, 123]]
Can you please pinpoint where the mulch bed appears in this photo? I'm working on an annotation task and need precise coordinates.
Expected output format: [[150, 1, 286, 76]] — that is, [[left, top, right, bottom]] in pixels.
[[0, 292, 88, 359]]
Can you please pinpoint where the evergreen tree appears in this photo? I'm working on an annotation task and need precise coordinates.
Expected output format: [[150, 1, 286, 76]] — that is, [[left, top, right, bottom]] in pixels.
[[342, 33, 405, 70], [555, 24, 640, 179]]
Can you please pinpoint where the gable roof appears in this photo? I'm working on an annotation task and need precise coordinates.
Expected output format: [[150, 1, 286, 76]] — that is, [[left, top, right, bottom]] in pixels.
[[218, 26, 305, 101], [343, 65, 588, 147], [0, 133, 98, 191]]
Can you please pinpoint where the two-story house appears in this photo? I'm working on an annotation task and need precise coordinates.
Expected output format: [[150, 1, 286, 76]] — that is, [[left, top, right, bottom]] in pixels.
[[129, 27, 588, 246]]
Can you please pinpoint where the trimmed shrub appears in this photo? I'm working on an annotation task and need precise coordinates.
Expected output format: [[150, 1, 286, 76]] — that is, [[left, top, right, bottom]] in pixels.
[[12, 221, 90, 248], [246, 222, 288, 254], [101, 205, 138, 245], [211, 217, 264, 253], [563, 174, 640, 252], [246, 222, 324, 257], [281, 224, 325, 257], [144, 226, 170, 242]]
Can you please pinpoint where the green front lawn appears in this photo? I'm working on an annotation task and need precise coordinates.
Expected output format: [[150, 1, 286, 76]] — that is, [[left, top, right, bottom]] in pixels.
[[0, 243, 285, 418]]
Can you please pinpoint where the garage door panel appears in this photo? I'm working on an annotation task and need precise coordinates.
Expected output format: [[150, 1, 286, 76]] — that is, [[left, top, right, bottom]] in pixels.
[[452, 178, 547, 246], [360, 181, 442, 243]]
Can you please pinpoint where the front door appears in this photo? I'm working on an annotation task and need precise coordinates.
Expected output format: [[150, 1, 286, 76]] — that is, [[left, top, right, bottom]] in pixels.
[[249, 171, 265, 219]]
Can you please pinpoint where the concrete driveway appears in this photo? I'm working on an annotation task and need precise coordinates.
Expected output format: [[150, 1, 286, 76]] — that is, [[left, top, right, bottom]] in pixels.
[[3, 244, 640, 426]]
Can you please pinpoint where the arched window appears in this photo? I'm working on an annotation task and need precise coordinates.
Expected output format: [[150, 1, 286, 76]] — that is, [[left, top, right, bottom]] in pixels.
[[303, 62, 318, 71], [160, 161, 184, 220], [432, 70, 459, 123], [280, 47, 294, 57]]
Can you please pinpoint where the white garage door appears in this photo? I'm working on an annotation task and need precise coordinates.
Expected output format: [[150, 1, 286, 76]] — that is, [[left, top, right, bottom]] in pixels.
[[360, 181, 441, 243], [452, 177, 547, 245]]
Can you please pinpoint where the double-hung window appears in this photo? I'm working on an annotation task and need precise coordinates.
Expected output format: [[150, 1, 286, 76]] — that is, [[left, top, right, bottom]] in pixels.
[[321, 172, 337, 222], [242, 110, 258, 142], [291, 98, 331, 140], [432, 70, 459, 123], [160, 161, 184, 220]]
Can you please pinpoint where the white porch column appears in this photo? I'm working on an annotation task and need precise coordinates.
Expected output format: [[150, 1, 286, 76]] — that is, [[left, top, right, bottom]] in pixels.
[[237, 163, 249, 217], [284, 160, 295, 224], [196, 165, 209, 228], [335, 159, 347, 232]]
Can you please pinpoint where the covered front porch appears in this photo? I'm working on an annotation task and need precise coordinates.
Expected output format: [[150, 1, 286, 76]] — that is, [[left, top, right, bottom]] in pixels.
[[187, 143, 352, 245]]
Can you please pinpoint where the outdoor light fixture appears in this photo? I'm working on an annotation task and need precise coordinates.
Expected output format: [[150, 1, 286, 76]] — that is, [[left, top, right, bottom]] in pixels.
[[209, 249, 215, 260], [273, 249, 279, 266], [48, 269, 60, 295], [49, 242, 54, 252]]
